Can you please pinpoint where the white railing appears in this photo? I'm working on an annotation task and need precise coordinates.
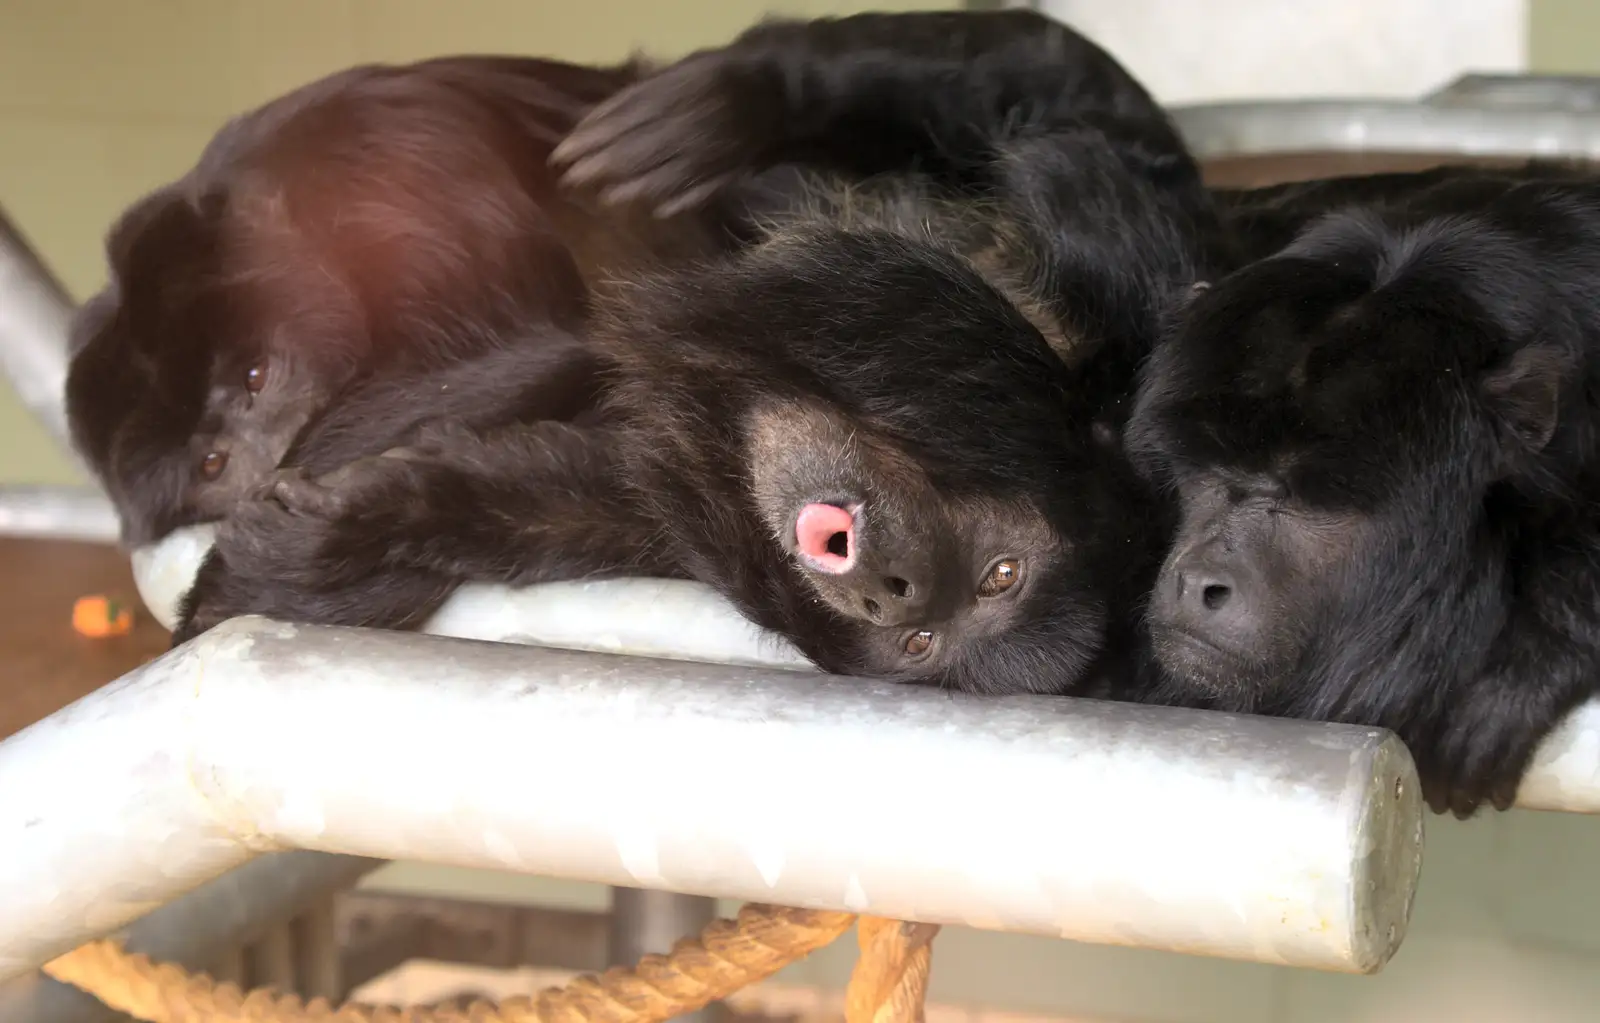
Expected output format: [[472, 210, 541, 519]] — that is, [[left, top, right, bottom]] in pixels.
[[0, 617, 1427, 981]]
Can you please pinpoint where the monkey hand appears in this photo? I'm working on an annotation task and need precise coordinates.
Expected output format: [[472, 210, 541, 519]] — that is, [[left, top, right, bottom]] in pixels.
[[1416, 676, 1567, 819], [170, 453, 437, 647], [551, 50, 778, 217]]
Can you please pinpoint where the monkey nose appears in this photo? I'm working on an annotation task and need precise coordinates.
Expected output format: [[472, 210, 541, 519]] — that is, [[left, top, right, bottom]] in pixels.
[[1176, 569, 1234, 614], [1168, 563, 1257, 646], [794, 503, 857, 573]]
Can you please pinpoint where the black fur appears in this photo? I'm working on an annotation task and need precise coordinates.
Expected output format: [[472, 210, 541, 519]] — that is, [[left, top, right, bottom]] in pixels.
[[1128, 168, 1600, 817], [63, 53, 767, 548], [174, 9, 1218, 701]]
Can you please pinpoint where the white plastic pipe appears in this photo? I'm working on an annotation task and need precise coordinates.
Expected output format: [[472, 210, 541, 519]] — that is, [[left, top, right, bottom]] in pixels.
[[0, 617, 1426, 984]]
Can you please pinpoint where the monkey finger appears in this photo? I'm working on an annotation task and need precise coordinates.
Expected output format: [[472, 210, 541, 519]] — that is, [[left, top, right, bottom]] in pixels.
[[1490, 781, 1520, 813], [378, 445, 431, 463], [406, 418, 480, 455], [559, 140, 678, 194], [1419, 772, 1453, 816], [653, 173, 743, 219], [560, 112, 714, 191], [597, 160, 705, 208], [551, 91, 669, 169], [270, 475, 347, 518], [556, 80, 732, 178], [523, 121, 574, 148], [1450, 789, 1482, 819], [254, 466, 310, 501]]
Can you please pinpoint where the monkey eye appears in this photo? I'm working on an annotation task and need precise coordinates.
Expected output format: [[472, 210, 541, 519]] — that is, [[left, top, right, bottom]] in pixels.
[[977, 558, 1021, 597], [199, 451, 229, 480], [904, 630, 934, 658], [245, 362, 267, 394]]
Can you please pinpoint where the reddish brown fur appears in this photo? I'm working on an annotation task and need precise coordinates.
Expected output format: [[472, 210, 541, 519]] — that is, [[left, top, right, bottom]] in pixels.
[[65, 55, 760, 546]]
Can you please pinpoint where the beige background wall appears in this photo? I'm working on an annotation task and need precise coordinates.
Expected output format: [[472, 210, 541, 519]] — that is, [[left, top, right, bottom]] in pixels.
[[7, 3, 1600, 1020], [1041, 0, 1528, 104], [0, 0, 953, 486]]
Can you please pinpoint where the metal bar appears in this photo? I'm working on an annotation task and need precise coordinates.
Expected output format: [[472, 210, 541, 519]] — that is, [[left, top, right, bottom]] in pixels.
[[247, 923, 298, 995], [1422, 73, 1600, 112], [335, 890, 613, 976], [292, 901, 344, 1004], [0, 850, 381, 1023], [211, 944, 248, 988], [0, 485, 119, 544], [335, 901, 428, 995], [610, 889, 721, 1023], [123, 524, 1600, 817], [0, 617, 1425, 982], [0, 209, 77, 455], [1170, 99, 1600, 161]]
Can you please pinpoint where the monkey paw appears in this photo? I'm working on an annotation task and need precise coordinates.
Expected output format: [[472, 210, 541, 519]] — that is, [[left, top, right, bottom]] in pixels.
[[1418, 695, 1549, 819], [399, 418, 482, 459], [551, 51, 776, 217], [264, 448, 422, 519], [226, 457, 424, 588]]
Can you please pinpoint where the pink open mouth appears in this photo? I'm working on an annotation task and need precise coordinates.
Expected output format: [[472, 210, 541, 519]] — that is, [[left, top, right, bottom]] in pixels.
[[794, 502, 857, 574]]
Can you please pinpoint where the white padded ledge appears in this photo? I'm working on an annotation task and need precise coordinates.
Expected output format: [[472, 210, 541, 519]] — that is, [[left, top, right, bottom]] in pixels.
[[131, 524, 816, 672], [130, 525, 1600, 816]]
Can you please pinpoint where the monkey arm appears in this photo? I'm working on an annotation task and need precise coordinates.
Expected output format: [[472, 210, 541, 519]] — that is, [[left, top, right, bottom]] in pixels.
[[552, 8, 1189, 216], [170, 421, 678, 646], [1420, 534, 1600, 818], [280, 330, 606, 479], [984, 126, 1226, 359], [170, 548, 457, 647]]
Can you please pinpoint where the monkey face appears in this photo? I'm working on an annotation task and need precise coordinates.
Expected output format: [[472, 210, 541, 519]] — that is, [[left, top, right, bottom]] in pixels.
[[1128, 213, 1569, 710], [1142, 471, 1374, 702], [65, 194, 341, 548], [742, 398, 1065, 675], [181, 345, 332, 521]]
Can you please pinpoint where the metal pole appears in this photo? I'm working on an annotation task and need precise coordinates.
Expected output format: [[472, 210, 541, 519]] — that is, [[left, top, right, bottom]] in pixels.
[[609, 889, 722, 1023], [247, 923, 298, 995], [0, 617, 1425, 981], [0, 209, 77, 455], [0, 485, 119, 544], [291, 900, 344, 1004], [124, 524, 1600, 817], [1170, 97, 1600, 161], [0, 850, 382, 1023]]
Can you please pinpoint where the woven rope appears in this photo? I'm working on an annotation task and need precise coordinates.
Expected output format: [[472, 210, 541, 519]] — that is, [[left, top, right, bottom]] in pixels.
[[843, 916, 941, 1023], [44, 902, 857, 1023]]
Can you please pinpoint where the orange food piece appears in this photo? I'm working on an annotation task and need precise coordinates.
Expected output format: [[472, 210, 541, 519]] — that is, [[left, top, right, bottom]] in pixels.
[[72, 595, 134, 638]]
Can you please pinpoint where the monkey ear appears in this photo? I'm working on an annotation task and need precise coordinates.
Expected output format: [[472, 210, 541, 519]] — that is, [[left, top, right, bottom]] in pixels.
[[1482, 345, 1567, 452], [1186, 280, 1212, 301]]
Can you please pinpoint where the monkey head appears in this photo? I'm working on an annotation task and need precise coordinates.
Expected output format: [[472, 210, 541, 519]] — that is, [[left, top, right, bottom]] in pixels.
[[65, 184, 349, 546], [1126, 210, 1576, 715], [65, 62, 594, 547], [741, 396, 1075, 676], [602, 224, 1164, 695]]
